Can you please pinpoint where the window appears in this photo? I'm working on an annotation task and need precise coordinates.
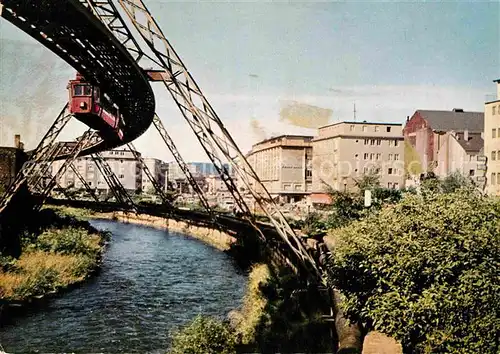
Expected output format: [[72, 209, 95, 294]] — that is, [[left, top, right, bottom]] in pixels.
[[394, 140, 399, 147], [350, 125, 355, 131], [363, 125, 367, 132], [394, 154, 400, 160], [493, 105, 497, 115], [119, 174, 124, 178], [393, 182, 399, 189], [386, 126, 392, 132], [370, 153, 375, 160], [492, 173, 497, 185], [469, 169, 475, 177], [376, 153, 381, 160], [73, 84, 91, 96], [88, 181, 92, 186], [370, 139, 375, 145], [389, 140, 394, 147], [376, 139, 381, 146], [388, 153, 393, 160], [493, 129, 497, 138], [364, 139, 369, 145], [355, 154, 359, 160], [388, 168, 393, 175], [364, 153, 369, 160], [387, 182, 393, 188], [492, 151, 496, 161], [375, 126, 380, 132]]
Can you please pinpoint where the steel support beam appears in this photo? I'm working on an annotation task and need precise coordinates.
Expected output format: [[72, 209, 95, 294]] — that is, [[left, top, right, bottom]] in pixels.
[[70, 163, 100, 202], [152, 114, 212, 214], [34, 130, 100, 212], [0, 104, 72, 214], [118, 0, 320, 279], [91, 152, 136, 211], [127, 141, 172, 207]]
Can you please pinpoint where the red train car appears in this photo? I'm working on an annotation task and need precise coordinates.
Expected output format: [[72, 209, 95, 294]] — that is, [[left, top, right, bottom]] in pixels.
[[68, 73, 124, 140]]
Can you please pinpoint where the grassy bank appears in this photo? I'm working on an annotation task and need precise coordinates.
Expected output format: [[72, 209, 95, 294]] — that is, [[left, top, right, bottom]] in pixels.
[[0, 209, 109, 303], [169, 263, 334, 354]]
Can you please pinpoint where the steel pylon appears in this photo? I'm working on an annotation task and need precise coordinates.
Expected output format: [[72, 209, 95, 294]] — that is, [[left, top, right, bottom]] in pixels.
[[117, 0, 320, 279], [0, 104, 72, 214]]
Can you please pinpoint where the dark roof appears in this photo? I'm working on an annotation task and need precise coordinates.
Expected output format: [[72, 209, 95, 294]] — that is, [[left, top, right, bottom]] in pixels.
[[455, 134, 484, 153], [493, 79, 500, 83], [417, 109, 484, 132]]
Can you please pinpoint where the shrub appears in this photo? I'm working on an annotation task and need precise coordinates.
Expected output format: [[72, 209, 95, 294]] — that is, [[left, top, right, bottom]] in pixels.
[[169, 315, 237, 354], [327, 191, 500, 353], [32, 227, 101, 257]]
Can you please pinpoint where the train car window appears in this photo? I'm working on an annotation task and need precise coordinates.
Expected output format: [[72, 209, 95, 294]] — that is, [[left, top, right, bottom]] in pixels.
[[73, 85, 84, 96], [83, 85, 92, 96]]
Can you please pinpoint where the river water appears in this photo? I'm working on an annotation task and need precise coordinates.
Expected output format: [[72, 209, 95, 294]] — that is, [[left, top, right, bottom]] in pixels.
[[0, 219, 247, 353]]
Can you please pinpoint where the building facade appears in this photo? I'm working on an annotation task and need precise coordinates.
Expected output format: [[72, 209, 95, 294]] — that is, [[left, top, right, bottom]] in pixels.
[[246, 135, 313, 203], [142, 158, 168, 193], [52, 148, 142, 193], [434, 131, 484, 180], [485, 79, 500, 196], [311, 122, 405, 194], [404, 109, 484, 173]]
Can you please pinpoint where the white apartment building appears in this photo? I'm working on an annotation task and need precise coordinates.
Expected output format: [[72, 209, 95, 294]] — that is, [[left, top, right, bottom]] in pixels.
[[52, 148, 142, 193], [311, 121, 405, 195]]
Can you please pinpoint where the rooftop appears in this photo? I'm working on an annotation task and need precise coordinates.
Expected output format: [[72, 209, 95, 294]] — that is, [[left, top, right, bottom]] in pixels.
[[252, 134, 314, 147], [319, 120, 402, 130], [416, 109, 484, 133]]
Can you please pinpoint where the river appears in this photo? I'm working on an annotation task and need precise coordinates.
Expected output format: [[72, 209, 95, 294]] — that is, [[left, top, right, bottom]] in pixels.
[[0, 219, 247, 353]]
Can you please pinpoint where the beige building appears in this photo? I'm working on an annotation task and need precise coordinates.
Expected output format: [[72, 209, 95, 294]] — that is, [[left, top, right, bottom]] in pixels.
[[485, 79, 500, 196], [311, 121, 405, 194], [52, 148, 142, 193], [435, 131, 484, 180], [246, 135, 313, 202]]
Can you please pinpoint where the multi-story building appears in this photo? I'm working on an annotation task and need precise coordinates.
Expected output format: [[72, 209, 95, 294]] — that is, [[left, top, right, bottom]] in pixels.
[[246, 135, 313, 203], [434, 130, 484, 180], [53, 147, 142, 193], [311, 121, 405, 195], [142, 158, 168, 194], [404, 109, 484, 173], [485, 79, 500, 196]]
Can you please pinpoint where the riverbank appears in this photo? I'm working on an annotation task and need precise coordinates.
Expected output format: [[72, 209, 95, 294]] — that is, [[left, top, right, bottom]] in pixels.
[[0, 208, 109, 307], [48, 205, 236, 251]]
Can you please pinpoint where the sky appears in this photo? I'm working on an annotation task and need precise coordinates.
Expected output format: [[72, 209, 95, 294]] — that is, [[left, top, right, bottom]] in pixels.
[[0, 0, 499, 162]]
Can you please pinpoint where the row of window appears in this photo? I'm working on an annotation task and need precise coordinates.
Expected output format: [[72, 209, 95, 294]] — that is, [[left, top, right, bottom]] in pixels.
[[492, 128, 500, 138], [387, 182, 400, 189], [358, 153, 400, 161], [491, 151, 500, 160], [350, 125, 393, 133], [362, 138, 399, 147]]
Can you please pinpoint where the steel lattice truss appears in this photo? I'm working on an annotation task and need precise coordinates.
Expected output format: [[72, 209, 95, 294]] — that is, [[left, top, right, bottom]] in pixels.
[[152, 115, 212, 214], [91, 152, 136, 211], [34, 130, 100, 212], [0, 104, 72, 214], [70, 163, 100, 202], [116, 0, 320, 278], [127, 141, 172, 207]]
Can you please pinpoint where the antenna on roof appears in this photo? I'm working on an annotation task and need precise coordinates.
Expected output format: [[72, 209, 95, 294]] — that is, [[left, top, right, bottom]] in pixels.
[[353, 102, 357, 121]]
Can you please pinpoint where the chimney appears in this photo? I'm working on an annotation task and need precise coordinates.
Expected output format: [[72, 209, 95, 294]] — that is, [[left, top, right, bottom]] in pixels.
[[495, 79, 500, 99], [14, 134, 21, 149], [464, 130, 469, 141]]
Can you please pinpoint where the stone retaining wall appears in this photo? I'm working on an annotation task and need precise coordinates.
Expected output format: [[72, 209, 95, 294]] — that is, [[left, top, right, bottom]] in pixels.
[[102, 211, 236, 251]]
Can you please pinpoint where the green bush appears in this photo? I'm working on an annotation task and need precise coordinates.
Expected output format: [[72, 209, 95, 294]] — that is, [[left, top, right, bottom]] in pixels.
[[327, 191, 500, 353], [169, 315, 237, 354], [32, 227, 101, 257], [13, 268, 59, 299]]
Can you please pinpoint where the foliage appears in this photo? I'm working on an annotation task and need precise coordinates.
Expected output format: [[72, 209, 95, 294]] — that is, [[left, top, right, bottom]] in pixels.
[[325, 190, 365, 229], [301, 212, 327, 236], [353, 169, 381, 191], [27, 227, 102, 257], [169, 315, 237, 354], [327, 191, 500, 353]]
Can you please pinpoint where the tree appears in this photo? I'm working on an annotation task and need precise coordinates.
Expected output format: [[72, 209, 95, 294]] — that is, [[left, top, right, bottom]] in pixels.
[[353, 169, 381, 191], [327, 191, 500, 353]]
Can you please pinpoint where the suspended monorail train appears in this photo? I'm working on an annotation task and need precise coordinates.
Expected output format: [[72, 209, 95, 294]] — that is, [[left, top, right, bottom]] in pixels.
[[68, 73, 124, 140]]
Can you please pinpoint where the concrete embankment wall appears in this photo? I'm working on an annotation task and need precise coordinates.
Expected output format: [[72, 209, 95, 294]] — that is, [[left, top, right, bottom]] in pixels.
[[98, 211, 237, 251]]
